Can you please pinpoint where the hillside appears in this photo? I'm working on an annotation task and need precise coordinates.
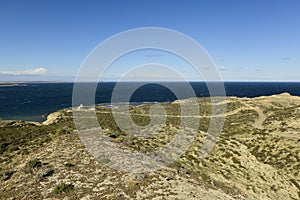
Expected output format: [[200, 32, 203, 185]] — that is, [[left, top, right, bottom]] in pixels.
[[0, 93, 299, 199]]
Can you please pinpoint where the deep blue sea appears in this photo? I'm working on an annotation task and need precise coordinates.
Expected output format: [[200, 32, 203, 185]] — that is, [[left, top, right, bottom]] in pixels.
[[1, 82, 300, 122]]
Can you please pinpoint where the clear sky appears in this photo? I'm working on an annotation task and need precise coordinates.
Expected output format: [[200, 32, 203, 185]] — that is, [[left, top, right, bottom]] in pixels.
[[0, 0, 299, 81]]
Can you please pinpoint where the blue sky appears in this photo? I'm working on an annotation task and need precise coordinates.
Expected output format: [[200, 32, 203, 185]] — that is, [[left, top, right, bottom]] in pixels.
[[0, 0, 299, 81]]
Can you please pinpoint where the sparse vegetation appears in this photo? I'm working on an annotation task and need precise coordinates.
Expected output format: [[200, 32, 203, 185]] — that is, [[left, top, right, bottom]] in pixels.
[[0, 94, 300, 199]]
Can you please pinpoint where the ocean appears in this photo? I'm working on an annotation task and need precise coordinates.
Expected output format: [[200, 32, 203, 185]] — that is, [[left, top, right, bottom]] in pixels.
[[1, 82, 300, 122]]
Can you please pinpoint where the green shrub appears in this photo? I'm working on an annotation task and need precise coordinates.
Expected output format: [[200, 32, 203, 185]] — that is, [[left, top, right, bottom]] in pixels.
[[24, 158, 42, 173], [53, 183, 74, 194], [64, 162, 75, 167], [0, 170, 15, 181]]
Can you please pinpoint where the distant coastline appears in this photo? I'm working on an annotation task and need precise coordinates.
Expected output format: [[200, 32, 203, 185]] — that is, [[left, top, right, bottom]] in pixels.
[[0, 81, 72, 87], [0, 83, 26, 87]]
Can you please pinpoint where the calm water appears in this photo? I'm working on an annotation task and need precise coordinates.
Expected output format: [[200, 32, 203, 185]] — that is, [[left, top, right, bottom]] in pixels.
[[1, 82, 300, 122]]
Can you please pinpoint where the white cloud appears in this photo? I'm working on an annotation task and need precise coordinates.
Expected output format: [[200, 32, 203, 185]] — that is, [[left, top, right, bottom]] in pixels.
[[0, 67, 48, 75]]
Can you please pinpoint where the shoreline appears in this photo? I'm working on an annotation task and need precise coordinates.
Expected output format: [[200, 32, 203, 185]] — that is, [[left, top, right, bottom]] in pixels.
[[0, 92, 298, 125]]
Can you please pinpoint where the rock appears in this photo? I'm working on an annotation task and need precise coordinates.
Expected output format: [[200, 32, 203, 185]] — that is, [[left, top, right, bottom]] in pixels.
[[134, 173, 147, 180], [36, 168, 54, 181]]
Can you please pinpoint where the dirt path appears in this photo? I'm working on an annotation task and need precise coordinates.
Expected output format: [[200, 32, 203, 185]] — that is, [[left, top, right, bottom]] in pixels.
[[252, 107, 267, 129]]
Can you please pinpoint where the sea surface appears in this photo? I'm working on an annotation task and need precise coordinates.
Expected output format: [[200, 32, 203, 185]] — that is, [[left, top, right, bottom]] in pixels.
[[1, 82, 300, 122]]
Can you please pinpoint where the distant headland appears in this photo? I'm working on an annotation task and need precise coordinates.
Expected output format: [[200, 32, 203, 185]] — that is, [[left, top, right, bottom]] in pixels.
[[0, 83, 26, 87]]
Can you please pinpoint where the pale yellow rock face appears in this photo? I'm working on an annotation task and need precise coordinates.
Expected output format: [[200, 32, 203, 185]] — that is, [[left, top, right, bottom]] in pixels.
[[0, 93, 299, 199], [43, 112, 62, 125]]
